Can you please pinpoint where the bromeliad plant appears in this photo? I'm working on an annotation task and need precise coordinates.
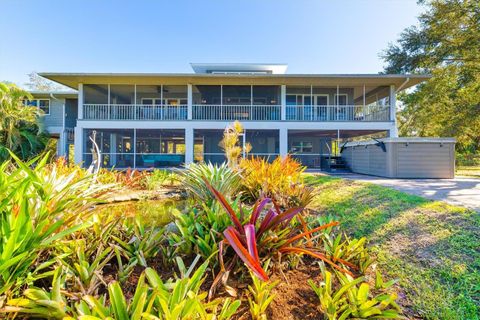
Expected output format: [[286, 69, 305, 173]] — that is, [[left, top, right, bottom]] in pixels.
[[112, 217, 165, 268], [180, 162, 243, 203], [308, 268, 402, 320], [205, 180, 354, 295], [323, 234, 375, 274], [247, 269, 279, 320], [2, 258, 242, 320], [239, 156, 315, 207], [168, 203, 233, 262], [0, 152, 113, 298]]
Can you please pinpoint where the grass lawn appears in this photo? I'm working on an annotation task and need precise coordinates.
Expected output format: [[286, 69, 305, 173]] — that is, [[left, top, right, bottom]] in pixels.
[[456, 166, 480, 178], [305, 174, 480, 320]]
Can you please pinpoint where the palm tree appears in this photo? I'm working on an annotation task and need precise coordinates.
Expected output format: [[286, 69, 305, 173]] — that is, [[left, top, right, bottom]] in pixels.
[[0, 83, 49, 161]]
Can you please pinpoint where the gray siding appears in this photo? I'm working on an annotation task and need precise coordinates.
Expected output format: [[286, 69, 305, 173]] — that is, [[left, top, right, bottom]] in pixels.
[[342, 138, 455, 179], [41, 98, 64, 129]]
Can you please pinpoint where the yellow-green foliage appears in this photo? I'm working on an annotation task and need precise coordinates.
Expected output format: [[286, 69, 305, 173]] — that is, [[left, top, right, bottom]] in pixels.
[[240, 155, 315, 207], [247, 272, 279, 320], [219, 121, 251, 169], [0, 153, 113, 298], [309, 269, 401, 320]]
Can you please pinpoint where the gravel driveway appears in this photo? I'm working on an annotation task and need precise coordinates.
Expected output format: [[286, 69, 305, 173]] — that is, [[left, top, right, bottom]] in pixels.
[[334, 173, 480, 212]]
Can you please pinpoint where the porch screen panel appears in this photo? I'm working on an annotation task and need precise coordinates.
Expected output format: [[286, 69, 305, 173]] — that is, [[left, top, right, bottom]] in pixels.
[[194, 129, 225, 164], [192, 86, 222, 120], [222, 86, 251, 105], [193, 85, 221, 104], [110, 85, 134, 104], [83, 129, 134, 168], [136, 129, 185, 168], [246, 129, 279, 162]]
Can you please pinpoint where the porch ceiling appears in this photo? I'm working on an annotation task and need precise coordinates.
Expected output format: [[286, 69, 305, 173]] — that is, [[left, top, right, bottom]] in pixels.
[[288, 129, 387, 138], [39, 72, 429, 91]]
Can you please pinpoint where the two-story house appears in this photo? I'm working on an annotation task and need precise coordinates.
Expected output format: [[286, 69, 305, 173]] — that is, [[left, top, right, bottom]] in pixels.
[[31, 63, 455, 178]]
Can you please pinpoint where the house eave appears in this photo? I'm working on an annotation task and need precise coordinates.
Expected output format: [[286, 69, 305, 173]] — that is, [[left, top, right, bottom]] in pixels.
[[38, 72, 430, 91]]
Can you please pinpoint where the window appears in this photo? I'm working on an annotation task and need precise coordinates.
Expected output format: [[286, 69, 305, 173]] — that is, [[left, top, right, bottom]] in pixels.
[[39, 100, 50, 114], [290, 141, 313, 153], [141, 98, 162, 105], [24, 99, 50, 115], [334, 94, 348, 105]]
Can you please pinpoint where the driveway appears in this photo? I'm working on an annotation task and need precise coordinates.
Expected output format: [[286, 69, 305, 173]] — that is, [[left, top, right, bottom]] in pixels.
[[333, 173, 480, 212]]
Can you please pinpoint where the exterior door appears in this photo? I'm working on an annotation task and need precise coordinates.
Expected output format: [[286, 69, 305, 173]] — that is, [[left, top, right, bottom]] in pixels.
[[334, 94, 348, 120], [164, 98, 187, 119], [305, 95, 329, 120]]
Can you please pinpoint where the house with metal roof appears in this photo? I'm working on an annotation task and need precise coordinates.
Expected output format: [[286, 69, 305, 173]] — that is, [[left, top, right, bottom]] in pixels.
[[29, 63, 455, 178]]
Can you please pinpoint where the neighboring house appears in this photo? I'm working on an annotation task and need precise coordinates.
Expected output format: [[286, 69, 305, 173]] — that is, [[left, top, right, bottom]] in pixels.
[[30, 63, 454, 177], [26, 91, 77, 159]]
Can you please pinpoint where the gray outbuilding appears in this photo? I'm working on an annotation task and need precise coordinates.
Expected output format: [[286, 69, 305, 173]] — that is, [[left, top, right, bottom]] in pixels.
[[341, 138, 456, 179]]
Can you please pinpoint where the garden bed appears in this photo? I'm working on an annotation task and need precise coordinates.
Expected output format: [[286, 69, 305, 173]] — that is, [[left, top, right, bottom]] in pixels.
[[1, 151, 477, 320]]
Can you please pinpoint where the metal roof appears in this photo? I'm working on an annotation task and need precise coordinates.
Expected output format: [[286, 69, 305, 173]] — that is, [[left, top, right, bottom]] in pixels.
[[38, 72, 430, 90]]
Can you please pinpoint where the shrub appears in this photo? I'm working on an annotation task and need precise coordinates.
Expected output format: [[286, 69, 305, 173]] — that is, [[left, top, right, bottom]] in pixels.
[[240, 156, 315, 207], [456, 153, 480, 166], [180, 162, 242, 203], [0, 83, 50, 162]]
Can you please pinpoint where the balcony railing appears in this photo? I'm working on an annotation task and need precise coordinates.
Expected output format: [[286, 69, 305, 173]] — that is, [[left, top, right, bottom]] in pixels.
[[82, 104, 390, 122], [193, 104, 280, 121], [83, 104, 188, 120], [286, 105, 390, 121]]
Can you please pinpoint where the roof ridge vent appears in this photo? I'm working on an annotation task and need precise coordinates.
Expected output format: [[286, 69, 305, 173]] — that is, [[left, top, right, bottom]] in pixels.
[[190, 63, 288, 74]]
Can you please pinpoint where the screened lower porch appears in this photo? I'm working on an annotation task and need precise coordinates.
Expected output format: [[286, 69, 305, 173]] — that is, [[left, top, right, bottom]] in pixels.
[[194, 129, 279, 164], [83, 129, 186, 168]]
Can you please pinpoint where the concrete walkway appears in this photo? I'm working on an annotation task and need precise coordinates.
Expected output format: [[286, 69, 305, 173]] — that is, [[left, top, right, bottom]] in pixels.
[[332, 173, 480, 212]]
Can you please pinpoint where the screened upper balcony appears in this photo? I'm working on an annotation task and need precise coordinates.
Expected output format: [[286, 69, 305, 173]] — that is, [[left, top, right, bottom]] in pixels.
[[81, 84, 392, 122], [192, 85, 281, 120], [82, 84, 188, 120]]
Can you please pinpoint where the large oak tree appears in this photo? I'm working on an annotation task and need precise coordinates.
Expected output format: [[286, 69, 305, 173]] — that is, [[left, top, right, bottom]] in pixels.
[[382, 0, 480, 154]]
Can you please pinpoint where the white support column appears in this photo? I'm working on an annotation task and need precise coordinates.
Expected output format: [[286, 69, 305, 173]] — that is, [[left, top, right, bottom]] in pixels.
[[336, 84, 340, 121], [74, 126, 83, 165], [59, 102, 66, 157], [279, 127, 288, 157], [78, 83, 84, 119], [56, 135, 63, 157], [280, 85, 286, 121], [363, 84, 366, 107], [389, 84, 398, 137], [133, 129, 137, 168], [185, 127, 194, 165], [110, 133, 117, 166], [187, 84, 193, 120]]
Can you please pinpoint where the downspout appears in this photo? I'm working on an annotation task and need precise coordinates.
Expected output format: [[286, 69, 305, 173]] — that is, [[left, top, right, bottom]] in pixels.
[[50, 93, 66, 157], [396, 77, 410, 93]]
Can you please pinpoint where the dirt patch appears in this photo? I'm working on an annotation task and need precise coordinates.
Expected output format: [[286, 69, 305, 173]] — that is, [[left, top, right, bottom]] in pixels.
[[267, 263, 322, 320]]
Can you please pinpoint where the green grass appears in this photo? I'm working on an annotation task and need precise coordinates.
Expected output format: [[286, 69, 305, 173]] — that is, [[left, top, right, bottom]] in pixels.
[[306, 174, 480, 320], [456, 166, 480, 178]]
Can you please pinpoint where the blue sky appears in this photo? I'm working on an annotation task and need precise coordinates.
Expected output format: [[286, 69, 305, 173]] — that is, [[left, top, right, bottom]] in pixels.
[[0, 0, 423, 87]]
